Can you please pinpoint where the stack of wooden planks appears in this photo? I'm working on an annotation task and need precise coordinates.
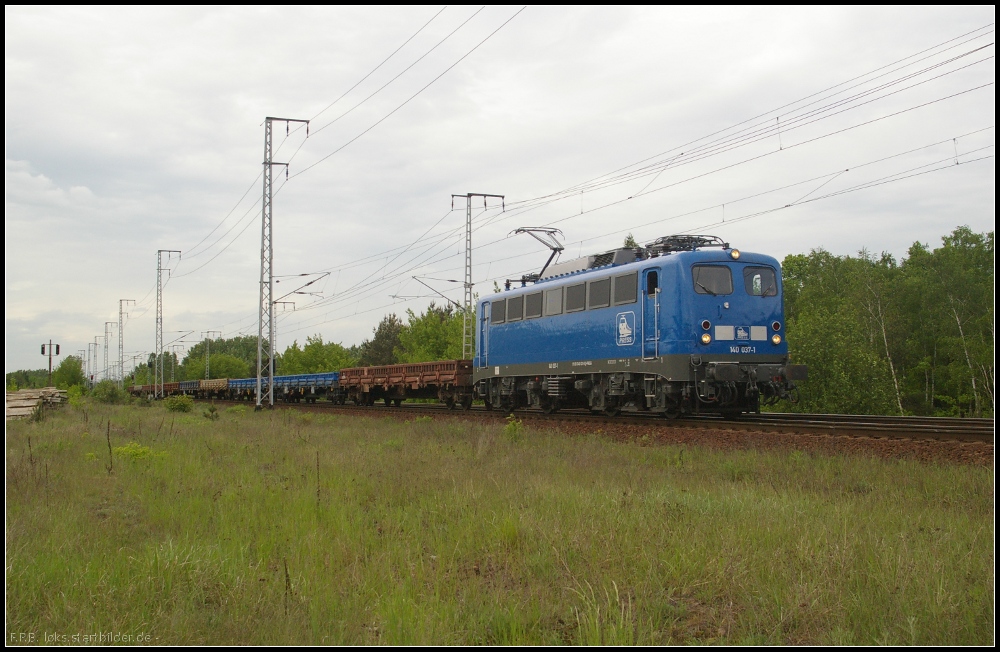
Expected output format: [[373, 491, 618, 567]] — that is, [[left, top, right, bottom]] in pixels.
[[5, 387, 68, 421]]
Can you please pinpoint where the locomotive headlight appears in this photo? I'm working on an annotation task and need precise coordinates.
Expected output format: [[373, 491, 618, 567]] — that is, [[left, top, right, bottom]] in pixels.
[[729, 249, 741, 260], [771, 334, 782, 345], [701, 333, 712, 345]]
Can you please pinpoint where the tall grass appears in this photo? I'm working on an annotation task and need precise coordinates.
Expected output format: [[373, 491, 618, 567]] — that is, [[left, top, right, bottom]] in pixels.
[[5, 404, 993, 644]]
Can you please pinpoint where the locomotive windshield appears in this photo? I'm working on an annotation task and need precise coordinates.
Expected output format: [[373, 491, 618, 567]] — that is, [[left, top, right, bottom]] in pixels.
[[743, 266, 777, 296], [692, 265, 733, 295]]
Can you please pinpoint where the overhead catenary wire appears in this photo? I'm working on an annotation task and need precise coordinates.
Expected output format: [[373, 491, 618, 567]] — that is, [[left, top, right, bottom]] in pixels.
[[308, 7, 484, 138], [165, 7, 451, 274], [287, 6, 528, 180], [308, 6, 448, 126], [106, 21, 995, 353], [173, 24, 994, 292], [271, 131, 994, 335], [273, 33, 996, 289], [501, 26, 995, 209], [471, 81, 996, 239], [164, 8, 518, 283], [500, 48, 995, 213]]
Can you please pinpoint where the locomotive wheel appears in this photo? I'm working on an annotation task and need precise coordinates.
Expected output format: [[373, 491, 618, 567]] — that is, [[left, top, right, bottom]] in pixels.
[[541, 399, 560, 414], [603, 406, 621, 417], [662, 408, 681, 419], [483, 400, 493, 411], [721, 410, 742, 420]]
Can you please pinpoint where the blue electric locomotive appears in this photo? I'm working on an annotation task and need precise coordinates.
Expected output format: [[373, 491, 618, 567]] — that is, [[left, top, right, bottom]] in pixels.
[[473, 235, 806, 417]]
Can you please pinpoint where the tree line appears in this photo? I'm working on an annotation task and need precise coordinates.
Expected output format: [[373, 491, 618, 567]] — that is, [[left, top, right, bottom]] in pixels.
[[9, 227, 991, 417], [783, 226, 993, 417]]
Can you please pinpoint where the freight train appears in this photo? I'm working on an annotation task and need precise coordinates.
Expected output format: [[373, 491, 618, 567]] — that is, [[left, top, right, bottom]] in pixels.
[[130, 235, 805, 418]]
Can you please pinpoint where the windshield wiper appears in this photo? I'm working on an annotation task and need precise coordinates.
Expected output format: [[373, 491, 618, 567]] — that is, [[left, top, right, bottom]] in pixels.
[[696, 282, 717, 296], [760, 281, 774, 298]]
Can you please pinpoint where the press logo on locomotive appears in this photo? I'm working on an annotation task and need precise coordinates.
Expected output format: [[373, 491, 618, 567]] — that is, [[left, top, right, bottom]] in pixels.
[[616, 311, 635, 346]]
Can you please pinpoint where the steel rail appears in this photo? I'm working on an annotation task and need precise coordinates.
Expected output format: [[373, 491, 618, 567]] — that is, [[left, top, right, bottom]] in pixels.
[[200, 398, 994, 444]]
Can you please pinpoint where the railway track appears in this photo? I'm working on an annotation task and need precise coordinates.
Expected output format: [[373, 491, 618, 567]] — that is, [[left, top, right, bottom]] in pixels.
[[208, 399, 994, 444]]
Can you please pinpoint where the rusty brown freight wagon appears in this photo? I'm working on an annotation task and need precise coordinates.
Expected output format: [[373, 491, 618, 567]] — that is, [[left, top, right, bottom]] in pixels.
[[129, 382, 179, 397], [198, 378, 229, 399], [339, 360, 473, 409]]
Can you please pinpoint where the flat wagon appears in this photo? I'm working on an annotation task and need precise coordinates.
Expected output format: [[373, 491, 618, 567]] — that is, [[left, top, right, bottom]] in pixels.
[[339, 360, 473, 408]]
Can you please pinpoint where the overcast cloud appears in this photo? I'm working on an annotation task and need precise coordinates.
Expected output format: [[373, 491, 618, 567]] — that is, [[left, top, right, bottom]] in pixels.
[[5, 6, 995, 375]]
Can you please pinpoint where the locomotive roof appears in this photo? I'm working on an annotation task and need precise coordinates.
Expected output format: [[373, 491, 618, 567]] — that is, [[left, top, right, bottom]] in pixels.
[[488, 241, 780, 298]]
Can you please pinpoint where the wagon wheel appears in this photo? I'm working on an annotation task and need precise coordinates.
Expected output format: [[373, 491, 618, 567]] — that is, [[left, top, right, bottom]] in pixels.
[[499, 397, 514, 415], [445, 398, 456, 410], [393, 399, 402, 407], [461, 395, 473, 411], [384, 397, 392, 408]]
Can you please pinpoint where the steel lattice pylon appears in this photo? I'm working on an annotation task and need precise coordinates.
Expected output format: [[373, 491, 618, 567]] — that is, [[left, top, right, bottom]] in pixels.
[[451, 193, 504, 360], [118, 299, 134, 390], [104, 321, 115, 384], [257, 117, 308, 410], [155, 249, 180, 398]]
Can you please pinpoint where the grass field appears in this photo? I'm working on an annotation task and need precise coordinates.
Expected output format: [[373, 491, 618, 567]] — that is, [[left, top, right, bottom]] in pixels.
[[5, 402, 994, 645]]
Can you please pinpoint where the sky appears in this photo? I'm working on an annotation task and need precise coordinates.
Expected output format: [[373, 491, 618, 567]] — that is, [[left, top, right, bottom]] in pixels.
[[5, 6, 995, 376]]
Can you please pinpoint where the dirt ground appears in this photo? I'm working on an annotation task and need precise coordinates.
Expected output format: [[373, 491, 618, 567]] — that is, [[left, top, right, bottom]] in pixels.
[[554, 420, 994, 466]]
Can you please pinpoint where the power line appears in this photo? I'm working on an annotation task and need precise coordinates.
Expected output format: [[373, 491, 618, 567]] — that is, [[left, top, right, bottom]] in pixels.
[[161, 9, 451, 274], [471, 81, 996, 240], [181, 172, 263, 260], [125, 21, 994, 347], [502, 25, 995, 209], [310, 6, 484, 138], [502, 47, 994, 211], [288, 6, 528, 180], [273, 131, 994, 335], [259, 31, 994, 292], [172, 197, 263, 278], [176, 24, 990, 302], [309, 6, 449, 125]]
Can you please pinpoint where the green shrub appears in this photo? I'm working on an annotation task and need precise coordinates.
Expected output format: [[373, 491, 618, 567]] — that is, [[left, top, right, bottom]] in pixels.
[[112, 441, 163, 460], [163, 395, 194, 413], [66, 385, 85, 408], [91, 380, 128, 404], [503, 414, 524, 442]]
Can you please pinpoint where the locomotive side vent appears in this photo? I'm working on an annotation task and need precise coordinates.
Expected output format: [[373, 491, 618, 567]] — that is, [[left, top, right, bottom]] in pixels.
[[593, 252, 615, 267]]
